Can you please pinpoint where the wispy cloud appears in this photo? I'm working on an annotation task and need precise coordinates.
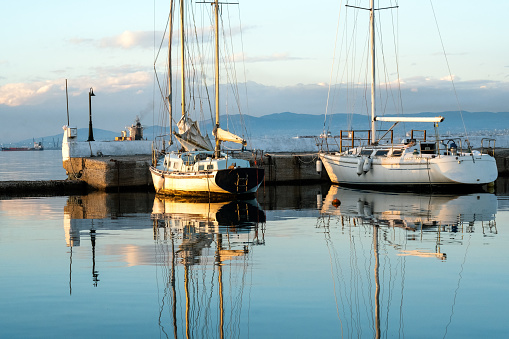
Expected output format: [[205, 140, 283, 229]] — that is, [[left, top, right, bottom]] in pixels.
[[241, 53, 302, 63], [69, 31, 157, 49], [99, 31, 155, 49], [68, 23, 255, 51], [0, 69, 151, 107]]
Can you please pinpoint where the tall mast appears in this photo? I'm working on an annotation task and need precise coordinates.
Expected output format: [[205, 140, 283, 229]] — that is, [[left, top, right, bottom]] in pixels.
[[180, 0, 186, 119], [214, 0, 221, 157], [168, 0, 175, 145], [370, 0, 376, 144]]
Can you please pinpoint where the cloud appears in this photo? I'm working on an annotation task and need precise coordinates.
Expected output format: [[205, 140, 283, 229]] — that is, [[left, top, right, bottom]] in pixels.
[[2, 76, 509, 143], [242, 53, 302, 63], [70, 24, 252, 51], [439, 75, 458, 82], [0, 81, 59, 106], [100, 30, 155, 49], [69, 31, 157, 49], [0, 69, 151, 107]]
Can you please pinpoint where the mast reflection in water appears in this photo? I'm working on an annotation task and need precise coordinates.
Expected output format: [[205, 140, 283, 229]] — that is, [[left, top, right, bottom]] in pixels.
[[2, 184, 506, 338], [317, 185, 498, 338], [151, 196, 266, 339]]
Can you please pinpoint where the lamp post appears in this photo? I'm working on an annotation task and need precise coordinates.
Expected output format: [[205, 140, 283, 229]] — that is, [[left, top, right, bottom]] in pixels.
[[88, 87, 96, 142]]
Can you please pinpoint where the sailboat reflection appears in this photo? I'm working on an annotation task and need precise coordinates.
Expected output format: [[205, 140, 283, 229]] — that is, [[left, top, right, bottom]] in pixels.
[[151, 196, 266, 338], [317, 186, 497, 338], [321, 185, 497, 235]]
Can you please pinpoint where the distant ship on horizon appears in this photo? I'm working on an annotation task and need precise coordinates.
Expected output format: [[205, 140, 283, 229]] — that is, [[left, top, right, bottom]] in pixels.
[[1, 141, 43, 152]]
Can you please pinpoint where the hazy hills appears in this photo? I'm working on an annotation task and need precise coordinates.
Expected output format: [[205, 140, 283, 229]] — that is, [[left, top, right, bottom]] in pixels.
[[6, 111, 509, 148]]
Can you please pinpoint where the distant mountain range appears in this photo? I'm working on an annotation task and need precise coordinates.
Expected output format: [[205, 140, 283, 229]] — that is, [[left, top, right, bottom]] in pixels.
[[4, 111, 509, 148]]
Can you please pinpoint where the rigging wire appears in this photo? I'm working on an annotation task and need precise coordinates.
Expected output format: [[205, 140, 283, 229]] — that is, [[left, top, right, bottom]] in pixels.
[[389, 0, 405, 132], [220, 6, 244, 138], [236, 5, 253, 147], [429, 0, 469, 144], [153, 4, 175, 150], [324, 0, 345, 134]]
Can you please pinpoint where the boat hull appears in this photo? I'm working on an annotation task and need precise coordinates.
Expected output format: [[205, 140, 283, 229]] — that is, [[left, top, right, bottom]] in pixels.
[[1, 147, 43, 151], [320, 152, 498, 186], [150, 166, 264, 197]]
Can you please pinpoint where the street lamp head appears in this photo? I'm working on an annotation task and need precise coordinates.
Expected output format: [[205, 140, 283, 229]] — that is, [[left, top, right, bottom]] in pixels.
[[89, 88, 96, 97]]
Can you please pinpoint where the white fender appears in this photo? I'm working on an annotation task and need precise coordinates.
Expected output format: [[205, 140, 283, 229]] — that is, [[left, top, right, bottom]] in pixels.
[[316, 159, 322, 174], [363, 157, 372, 173], [357, 157, 364, 175]]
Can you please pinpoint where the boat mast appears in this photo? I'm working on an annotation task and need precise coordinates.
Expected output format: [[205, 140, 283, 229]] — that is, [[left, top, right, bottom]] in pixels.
[[168, 0, 175, 146], [180, 0, 186, 120], [214, 0, 221, 158], [370, 0, 376, 145]]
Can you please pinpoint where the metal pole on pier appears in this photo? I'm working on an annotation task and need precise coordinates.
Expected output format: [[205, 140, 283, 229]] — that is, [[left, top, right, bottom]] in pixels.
[[88, 87, 95, 142]]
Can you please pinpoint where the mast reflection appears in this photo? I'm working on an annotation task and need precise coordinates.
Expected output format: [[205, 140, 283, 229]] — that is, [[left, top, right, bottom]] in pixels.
[[317, 185, 497, 338], [151, 196, 266, 339]]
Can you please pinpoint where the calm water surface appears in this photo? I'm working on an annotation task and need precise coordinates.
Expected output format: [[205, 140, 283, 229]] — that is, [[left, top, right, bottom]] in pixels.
[[0, 149, 67, 181], [0, 184, 508, 338]]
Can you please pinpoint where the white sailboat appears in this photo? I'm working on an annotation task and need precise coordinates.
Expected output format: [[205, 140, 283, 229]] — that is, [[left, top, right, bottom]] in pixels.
[[150, 0, 264, 197], [318, 1, 497, 187]]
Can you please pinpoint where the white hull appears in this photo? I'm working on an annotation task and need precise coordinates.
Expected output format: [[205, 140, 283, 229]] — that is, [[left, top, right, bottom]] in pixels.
[[320, 150, 497, 186], [150, 151, 264, 196], [150, 166, 263, 196]]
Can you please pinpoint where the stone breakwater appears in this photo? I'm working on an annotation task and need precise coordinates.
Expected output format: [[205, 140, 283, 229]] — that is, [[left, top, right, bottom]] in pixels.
[[0, 180, 87, 196], [61, 152, 329, 191], [3, 150, 509, 195]]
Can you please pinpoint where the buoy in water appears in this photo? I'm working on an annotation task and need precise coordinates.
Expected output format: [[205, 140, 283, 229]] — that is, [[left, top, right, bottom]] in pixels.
[[332, 198, 341, 208]]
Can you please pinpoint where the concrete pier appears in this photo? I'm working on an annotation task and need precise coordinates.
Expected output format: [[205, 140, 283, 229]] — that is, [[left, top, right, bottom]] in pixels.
[[63, 155, 153, 191], [0, 180, 87, 197], [62, 152, 329, 191], [9, 148, 504, 193], [494, 149, 509, 176]]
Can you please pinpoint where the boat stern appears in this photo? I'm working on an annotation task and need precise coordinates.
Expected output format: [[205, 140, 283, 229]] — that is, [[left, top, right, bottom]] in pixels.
[[214, 167, 265, 194]]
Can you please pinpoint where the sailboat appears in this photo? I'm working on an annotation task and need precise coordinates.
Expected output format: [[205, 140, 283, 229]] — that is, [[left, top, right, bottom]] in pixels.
[[149, 0, 264, 197], [318, 1, 498, 187]]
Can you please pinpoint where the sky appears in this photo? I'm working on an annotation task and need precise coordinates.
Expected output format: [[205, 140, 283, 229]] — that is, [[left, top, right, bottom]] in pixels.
[[1, 0, 508, 143]]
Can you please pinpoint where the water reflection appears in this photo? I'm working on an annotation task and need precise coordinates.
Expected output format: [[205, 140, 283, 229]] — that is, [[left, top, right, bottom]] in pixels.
[[53, 186, 506, 338], [151, 196, 265, 338], [320, 185, 497, 234], [317, 185, 498, 338], [63, 193, 266, 338]]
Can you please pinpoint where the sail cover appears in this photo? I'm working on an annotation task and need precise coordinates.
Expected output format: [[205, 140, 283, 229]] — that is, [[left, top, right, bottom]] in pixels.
[[174, 116, 214, 151], [213, 127, 247, 146]]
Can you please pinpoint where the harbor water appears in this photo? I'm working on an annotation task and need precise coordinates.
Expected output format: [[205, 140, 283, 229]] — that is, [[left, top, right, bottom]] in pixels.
[[0, 149, 67, 181], [1, 182, 508, 338]]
